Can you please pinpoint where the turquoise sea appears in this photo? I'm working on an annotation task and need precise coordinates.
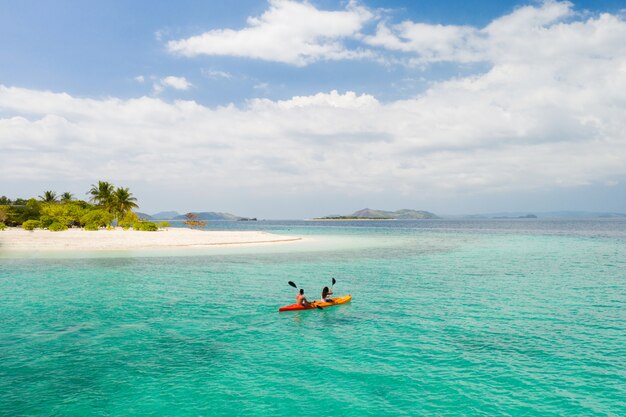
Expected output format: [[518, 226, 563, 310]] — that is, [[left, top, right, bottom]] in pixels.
[[1, 220, 625, 416]]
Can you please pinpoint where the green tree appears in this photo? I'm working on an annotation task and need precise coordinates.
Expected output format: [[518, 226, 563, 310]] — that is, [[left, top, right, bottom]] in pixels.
[[112, 187, 138, 220], [60, 192, 74, 203], [81, 209, 114, 228], [40, 201, 89, 228], [0, 205, 18, 226], [87, 181, 114, 207], [0, 199, 39, 226], [39, 215, 55, 228], [66, 201, 92, 227], [118, 211, 139, 230], [19, 199, 41, 224], [39, 190, 58, 203], [0, 196, 11, 205]]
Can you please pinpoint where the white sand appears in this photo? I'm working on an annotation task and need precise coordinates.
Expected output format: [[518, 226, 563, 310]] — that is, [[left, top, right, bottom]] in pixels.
[[0, 227, 303, 252]]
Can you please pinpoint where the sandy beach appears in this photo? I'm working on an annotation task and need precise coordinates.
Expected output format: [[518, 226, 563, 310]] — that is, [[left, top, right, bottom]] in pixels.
[[0, 227, 303, 252]]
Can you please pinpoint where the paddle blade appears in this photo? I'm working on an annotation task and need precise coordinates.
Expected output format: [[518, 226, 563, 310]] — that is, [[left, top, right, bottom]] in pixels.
[[288, 281, 298, 288], [332, 277, 336, 286], [316, 305, 324, 310]]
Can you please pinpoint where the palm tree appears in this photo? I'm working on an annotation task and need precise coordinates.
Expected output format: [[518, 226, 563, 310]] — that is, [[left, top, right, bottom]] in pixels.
[[112, 187, 138, 220], [60, 192, 74, 203], [87, 181, 114, 207], [39, 190, 58, 203]]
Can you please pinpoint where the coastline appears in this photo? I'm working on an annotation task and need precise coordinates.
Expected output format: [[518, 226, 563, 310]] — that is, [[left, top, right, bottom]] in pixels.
[[0, 227, 303, 252]]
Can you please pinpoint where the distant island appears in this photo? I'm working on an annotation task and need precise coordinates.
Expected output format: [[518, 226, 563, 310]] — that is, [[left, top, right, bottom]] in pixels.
[[462, 211, 626, 219], [316, 208, 439, 220], [173, 212, 248, 221], [137, 211, 255, 221], [493, 214, 538, 219]]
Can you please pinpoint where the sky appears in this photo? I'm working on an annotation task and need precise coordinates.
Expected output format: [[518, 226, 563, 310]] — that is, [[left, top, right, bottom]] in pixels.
[[1, 0, 625, 218]]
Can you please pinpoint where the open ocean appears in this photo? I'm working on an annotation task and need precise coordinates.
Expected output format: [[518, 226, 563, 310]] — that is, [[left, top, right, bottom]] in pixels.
[[1, 220, 625, 416]]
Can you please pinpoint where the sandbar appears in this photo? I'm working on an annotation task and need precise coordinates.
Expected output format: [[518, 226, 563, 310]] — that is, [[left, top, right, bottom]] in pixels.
[[0, 227, 303, 252]]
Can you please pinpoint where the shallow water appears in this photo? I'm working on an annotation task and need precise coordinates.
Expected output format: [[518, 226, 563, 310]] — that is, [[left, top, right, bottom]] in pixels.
[[1, 220, 625, 415]]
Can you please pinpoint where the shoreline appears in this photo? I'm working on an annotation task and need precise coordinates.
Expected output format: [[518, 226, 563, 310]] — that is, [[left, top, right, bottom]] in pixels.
[[0, 227, 304, 253]]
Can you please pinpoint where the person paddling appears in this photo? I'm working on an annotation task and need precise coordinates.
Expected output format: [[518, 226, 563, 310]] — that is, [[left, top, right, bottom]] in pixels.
[[321, 286, 334, 302], [296, 289, 312, 307]]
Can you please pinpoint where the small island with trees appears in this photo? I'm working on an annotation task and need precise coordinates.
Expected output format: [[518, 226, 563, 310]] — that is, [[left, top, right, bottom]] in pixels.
[[0, 183, 302, 253], [314, 208, 440, 220], [0, 181, 169, 232]]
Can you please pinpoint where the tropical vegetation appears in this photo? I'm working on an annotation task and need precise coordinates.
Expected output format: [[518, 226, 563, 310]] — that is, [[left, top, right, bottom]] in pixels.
[[0, 181, 162, 232]]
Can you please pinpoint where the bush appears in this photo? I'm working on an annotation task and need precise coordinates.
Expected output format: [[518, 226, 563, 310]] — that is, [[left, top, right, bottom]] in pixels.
[[117, 220, 135, 230], [84, 223, 99, 231], [22, 220, 40, 230], [158, 221, 170, 229], [118, 212, 138, 230], [133, 221, 158, 231], [48, 222, 68, 232], [21, 199, 42, 223], [6, 199, 41, 226], [0, 206, 8, 224], [39, 215, 54, 228], [0, 222, 6, 231], [80, 209, 113, 228], [41, 201, 89, 227]]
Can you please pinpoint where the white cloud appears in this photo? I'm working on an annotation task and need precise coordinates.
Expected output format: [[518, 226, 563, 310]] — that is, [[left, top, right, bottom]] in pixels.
[[1, 59, 625, 196], [253, 82, 270, 92], [2, 2, 626, 200], [160, 76, 192, 90], [202, 69, 233, 80], [251, 90, 378, 110], [363, 0, 626, 68], [152, 76, 192, 94], [166, 0, 374, 66], [365, 21, 480, 63], [134, 75, 145, 83], [164, 0, 610, 68]]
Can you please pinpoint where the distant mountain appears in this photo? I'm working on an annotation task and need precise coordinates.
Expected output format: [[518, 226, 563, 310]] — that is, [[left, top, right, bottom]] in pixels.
[[150, 211, 180, 220], [321, 208, 439, 220], [172, 211, 244, 221], [597, 213, 626, 218], [493, 214, 538, 219], [356, 208, 439, 219], [543, 211, 626, 219], [135, 212, 153, 220], [461, 211, 626, 219]]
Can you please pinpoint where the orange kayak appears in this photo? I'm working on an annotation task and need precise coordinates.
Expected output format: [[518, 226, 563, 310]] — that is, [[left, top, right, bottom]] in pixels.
[[278, 295, 352, 312]]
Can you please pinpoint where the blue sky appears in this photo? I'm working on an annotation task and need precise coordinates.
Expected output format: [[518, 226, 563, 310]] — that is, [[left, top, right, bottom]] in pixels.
[[1, 0, 625, 217]]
